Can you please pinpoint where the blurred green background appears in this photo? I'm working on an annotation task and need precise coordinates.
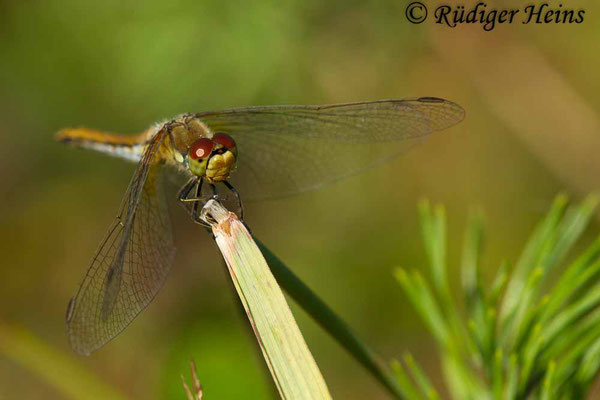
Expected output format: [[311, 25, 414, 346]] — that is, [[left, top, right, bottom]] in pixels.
[[1, 0, 599, 398]]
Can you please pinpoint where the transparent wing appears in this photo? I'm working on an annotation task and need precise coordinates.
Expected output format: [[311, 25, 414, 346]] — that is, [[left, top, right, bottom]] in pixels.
[[197, 97, 465, 200], [66, 129, 175, 355]]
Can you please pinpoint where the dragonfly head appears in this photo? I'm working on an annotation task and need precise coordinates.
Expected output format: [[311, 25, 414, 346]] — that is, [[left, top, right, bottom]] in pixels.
[[187, 133, 237, 183]]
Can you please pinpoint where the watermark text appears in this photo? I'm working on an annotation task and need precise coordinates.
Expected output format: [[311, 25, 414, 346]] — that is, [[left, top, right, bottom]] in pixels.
[[405, 2, 585, 31]]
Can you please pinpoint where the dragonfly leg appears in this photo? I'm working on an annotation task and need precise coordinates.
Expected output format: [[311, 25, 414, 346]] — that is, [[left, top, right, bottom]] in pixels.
[[177, 177, 198, 202], [177, 177, 210, 226], [179, 179, 210, 203], [223, 181, 244, 221], [182, 181, 243, 225], [190, 179, 210, 226]]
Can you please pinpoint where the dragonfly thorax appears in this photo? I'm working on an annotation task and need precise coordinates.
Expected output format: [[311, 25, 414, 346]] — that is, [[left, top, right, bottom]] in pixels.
[[186, 133, 237, 183]]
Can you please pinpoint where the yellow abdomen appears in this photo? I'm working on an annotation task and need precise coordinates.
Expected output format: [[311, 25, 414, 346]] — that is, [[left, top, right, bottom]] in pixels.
[[56, 127, 152, 163]]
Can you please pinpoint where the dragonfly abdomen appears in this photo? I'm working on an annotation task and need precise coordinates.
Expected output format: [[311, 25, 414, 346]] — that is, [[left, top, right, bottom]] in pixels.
[[57, 127, 151, 162]]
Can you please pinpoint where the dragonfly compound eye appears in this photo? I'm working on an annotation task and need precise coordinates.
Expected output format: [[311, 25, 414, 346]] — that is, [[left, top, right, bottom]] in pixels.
[[189, 138, 214, 160], [213, 133, 236, 150]]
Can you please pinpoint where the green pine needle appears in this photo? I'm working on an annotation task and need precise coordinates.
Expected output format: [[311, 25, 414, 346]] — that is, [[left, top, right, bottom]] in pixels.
[[393, 195, 600, 400]]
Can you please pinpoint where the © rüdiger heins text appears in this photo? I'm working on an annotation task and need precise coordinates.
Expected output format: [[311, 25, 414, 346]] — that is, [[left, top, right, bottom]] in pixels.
[[434, 2, 585, 31]]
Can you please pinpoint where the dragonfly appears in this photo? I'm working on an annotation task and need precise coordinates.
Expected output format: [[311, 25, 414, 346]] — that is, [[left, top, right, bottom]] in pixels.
[[58, 97, 465, 355]]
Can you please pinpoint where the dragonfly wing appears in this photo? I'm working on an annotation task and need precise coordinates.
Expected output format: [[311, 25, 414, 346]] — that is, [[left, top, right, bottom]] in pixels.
[[66, 129, 175, 355], [198, 97, 465, 200]]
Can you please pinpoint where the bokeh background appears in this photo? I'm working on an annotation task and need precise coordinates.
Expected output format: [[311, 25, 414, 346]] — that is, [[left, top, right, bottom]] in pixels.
[[1, 0, 600, 398]]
